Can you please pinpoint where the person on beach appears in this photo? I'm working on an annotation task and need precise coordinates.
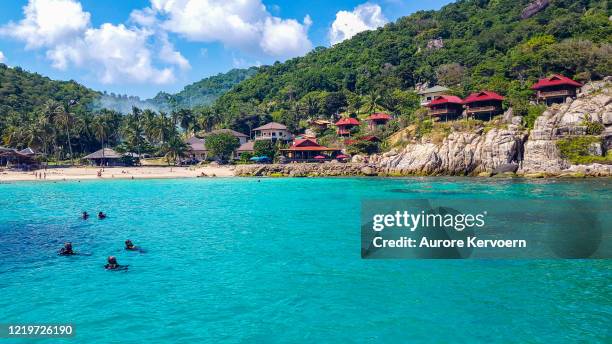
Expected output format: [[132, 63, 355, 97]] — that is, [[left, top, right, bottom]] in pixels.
[[125, 240, 137, 251], [59, 242, 75, 255], [82, 211, 89, 220], [98, 212, 107, 219]]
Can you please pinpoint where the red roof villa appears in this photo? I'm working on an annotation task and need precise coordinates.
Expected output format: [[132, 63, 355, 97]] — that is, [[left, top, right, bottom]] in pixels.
[[531, 74, 583, 105], [365, 113, 392, 130], [463, 91, 505, 120], [335, 117, 360, 136], [426, 95, 464, 121], [280, 139, 341, 162]]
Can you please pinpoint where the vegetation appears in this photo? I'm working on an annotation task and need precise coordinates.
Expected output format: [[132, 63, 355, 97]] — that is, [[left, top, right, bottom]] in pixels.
[[253, 140, 277, 159], [213, 0, 610, 132], [204, 132, 240, 162], [556, 136, 610, 164], [1, 0, 611, 162], [347, 140, 380, 155]]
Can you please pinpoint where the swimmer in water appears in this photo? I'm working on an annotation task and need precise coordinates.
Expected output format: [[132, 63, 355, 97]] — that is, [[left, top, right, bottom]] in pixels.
[[82, 211, 89, 220], [98, 212, 106, 219], [104, 256, 127, 270], [58, 242, 75, 255], [125, 240, 137, 251]]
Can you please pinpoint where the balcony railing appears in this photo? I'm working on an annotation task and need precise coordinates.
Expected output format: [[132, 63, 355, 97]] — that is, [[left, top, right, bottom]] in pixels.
[[466, 106, 499, 114], [538, 89, 572, 98], [429, 108, 460, 116]]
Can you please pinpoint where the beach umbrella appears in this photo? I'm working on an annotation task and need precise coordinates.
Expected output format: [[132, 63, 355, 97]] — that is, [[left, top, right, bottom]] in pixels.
[[314, 155, 326, 160]]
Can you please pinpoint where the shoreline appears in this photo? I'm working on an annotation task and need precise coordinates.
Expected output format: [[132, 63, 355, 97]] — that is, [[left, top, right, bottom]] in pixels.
[[1, 164, 611, 183], [0, 166, 235, 182]]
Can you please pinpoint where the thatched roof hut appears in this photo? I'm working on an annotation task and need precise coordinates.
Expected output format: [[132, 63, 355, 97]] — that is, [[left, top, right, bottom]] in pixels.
[[83, 148, 123, 165]]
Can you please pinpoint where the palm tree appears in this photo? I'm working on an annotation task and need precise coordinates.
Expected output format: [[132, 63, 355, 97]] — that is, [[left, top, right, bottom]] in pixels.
[[178, 109, 195, 134], [162, 134, 188, 165], [54, 106, 75, 164], [365, 90, 382, 114], [92, 115, 111, 158]]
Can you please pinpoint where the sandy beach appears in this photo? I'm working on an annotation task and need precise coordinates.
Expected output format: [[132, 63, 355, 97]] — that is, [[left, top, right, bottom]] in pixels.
[[0, 165, 236, 182]]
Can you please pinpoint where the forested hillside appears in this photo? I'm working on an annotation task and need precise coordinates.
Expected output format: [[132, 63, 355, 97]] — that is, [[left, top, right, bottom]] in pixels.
[[1, 0, 610, 161], [214, 0, 611, 133], [97, 67, 259, 113]]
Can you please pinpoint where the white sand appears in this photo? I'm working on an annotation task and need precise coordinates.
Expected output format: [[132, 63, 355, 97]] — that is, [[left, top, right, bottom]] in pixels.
[[0, 165, 236, 182]]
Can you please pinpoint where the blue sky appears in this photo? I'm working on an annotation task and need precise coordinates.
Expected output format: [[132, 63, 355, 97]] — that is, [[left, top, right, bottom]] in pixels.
[[0, 0, 452, 98]]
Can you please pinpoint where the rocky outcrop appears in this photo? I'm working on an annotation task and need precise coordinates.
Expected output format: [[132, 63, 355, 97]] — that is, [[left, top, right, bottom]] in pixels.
[[376, 126, 526, 176], [233, 80, 611, 178], [521, 0, 549, 19], [234, 162, 373, 177], [520, 79, 611, 175]]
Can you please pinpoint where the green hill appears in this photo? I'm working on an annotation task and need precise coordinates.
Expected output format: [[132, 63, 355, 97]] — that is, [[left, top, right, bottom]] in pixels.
[[97, 67, 259, 113], [0, 64, 99, 119], [214, 0, 611, 133]]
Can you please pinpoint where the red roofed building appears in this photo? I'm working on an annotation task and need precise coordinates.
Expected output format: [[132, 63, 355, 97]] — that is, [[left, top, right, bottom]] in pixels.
[[463, 91, 505, 120], [426, 95, 464, 121], [365, 113, 392, 130], [335, 117, 360, 136], [280, 139, 341, 162], [531, 74, 583, 105]]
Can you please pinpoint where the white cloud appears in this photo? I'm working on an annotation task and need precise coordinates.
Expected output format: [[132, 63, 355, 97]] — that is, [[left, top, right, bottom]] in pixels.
[[1, 0, 188, 85], [0, 51, 5, 63], [329, 3, 388, 45], [0, 0, 89, 49], [146, 0, 313, 58], [261, 16, 312, 58]]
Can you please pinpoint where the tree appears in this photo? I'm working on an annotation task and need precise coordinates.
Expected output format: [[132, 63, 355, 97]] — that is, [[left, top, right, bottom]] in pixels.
[[204, 132, 240, 162], [254, 139, 276, 159], [161, 134, 188, 165], [347, 140, 379, 155]]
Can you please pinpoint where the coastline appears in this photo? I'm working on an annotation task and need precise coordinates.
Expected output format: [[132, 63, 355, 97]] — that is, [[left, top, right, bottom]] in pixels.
[[0, 166, 235, 182], [1, 162, 610, 183]]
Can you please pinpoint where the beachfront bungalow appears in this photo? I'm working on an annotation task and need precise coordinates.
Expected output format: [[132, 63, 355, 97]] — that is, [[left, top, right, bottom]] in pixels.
[[531, 74, 583, 105], [463, 91, 505, 120], [335, 117, 360, 136], [83, 148, 123, 166], [0, 147, 38, 169], [426, 95, 464, 121], [186, 136, 207, 160], [253, 122, 293, 141], [365, 113, 392, 130], [186, 129, 249, 160], [418, 85, 450, 106], [280, 139, 341, 162], [237, 141, 255, 156]]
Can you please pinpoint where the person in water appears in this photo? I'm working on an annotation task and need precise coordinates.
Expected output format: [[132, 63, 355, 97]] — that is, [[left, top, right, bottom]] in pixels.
[[98, 212, 106, 219], [125, 240, 137, 251], [82, 211, 89, 220], [59, 242, 75, 255], [105, 256, 123, 270]]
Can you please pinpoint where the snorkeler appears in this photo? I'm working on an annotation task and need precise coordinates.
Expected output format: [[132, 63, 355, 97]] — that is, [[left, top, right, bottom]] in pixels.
[[104, 256, 128, 270], [58, 242, 75, 256], [125, 240, 137, 251], [82, 211, 89, 220], [98, 212, 107, 219]]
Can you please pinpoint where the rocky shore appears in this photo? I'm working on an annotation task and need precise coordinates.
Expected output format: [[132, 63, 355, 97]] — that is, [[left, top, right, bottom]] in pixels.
[[237, 79, 611, 178]]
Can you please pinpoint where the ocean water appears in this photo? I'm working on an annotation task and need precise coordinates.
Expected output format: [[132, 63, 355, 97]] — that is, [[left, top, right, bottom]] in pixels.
[[0, 177, 610, 343]]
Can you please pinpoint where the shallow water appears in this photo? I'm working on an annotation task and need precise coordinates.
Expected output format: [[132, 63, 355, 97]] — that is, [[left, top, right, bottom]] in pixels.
[[0, 177, 610, 343]]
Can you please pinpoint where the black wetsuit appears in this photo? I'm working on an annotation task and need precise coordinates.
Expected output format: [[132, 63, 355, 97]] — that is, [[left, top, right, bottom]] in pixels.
[[59, 248, 75, 256]]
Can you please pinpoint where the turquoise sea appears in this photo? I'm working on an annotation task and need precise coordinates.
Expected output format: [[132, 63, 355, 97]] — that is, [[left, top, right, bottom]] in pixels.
[[0, 177, 610, 343]]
